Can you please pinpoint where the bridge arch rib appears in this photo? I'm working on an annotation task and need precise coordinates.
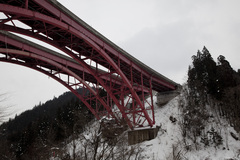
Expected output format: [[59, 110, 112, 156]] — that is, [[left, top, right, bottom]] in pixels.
[[0, 48, 99, 119], [0, 4, 144, 128], [0, 31, 121, 123], [0, 1, 178, 128]]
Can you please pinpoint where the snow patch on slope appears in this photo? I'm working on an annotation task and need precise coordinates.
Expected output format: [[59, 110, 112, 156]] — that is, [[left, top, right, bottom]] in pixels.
[[137, 96, 240, 160], [64, 95, 240, 160]]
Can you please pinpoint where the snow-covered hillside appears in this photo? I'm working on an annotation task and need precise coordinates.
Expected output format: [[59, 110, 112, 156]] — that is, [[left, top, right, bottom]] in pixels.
[[138, 96, 240, 160], [63, 95, 240, 160]]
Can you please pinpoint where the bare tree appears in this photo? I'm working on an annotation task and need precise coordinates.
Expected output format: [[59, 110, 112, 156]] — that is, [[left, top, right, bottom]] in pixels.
[[0, 93, 11, 123], [0, 93, 15, 159], [67, 120, 144, 160]]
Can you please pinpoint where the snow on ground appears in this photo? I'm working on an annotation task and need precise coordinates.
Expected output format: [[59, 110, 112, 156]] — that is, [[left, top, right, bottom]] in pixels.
[[137, 96, 240, 160], [64, 95, 240, 160], [139, 97, 183, 159]]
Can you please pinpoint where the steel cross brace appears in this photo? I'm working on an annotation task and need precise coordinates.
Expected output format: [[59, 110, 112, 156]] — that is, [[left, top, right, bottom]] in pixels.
[[0, 2, 172, 128]]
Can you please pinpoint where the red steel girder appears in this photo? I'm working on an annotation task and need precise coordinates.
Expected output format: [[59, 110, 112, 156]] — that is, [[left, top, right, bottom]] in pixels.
[[0, 5, 137, 128], [0, 31, 156, 128], [35, 0, 177, 91], [0, 1, 177, 91], [0, 48, 101, 119], [0, 30, 132, 91], [0, 33, 120, 122], [0, 4, 148, 128], [0, 1, 178, 128]]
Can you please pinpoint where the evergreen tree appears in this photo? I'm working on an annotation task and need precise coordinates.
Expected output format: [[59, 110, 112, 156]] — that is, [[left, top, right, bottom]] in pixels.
[[188, 46, 217, 102], [0, 88, 94, 158], [216, 55, 236, 99], [187, 46, 240, 136]]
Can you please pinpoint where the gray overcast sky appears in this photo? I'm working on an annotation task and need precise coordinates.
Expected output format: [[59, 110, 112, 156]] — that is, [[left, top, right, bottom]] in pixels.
[[0, 0, 240, 118]]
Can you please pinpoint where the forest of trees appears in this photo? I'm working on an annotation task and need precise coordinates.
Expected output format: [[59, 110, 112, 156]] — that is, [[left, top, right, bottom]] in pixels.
[[0, 88, 138, 160], [0, 46, 239, 159], [179, 46, 240, 150], [0, 88, 95, 159]]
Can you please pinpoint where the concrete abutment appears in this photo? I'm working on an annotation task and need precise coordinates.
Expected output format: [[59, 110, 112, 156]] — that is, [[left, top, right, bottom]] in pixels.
[[128, 127, 159, 145]]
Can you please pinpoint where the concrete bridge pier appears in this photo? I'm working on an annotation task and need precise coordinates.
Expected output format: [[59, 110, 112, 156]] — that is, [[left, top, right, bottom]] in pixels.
[[128, 127, 159, 145], [128, 89, 181, 145], [156, 90, 180, 106]]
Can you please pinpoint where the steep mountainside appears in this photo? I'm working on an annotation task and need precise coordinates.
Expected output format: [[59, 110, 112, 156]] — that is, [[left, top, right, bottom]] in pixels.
[[64, 95, 240, 160]]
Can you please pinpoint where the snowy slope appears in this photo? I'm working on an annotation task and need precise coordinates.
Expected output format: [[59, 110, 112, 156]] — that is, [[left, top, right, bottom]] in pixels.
[[138, 96, 240, 160], [138, 97, 184, 160], [63, 95, 240, 160]]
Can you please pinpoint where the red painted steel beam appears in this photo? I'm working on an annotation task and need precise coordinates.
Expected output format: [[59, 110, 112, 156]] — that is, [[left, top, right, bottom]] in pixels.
[[0, 31, 151, 127], [0, 5, 135, 128], [0, 33, 124, 122], [1, 1, 175, 92], [0, 1, 179, 128], [0, 1, 178, 92], [25, 0, 28, 9], [37, 0, 177, 90], [0, 48, 100, 119], [0, 24, 150, 92], [0, 30, 147, 91]]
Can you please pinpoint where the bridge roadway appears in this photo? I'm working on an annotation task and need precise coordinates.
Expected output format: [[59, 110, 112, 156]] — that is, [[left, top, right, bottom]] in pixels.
[[0, 0, 179, 128]]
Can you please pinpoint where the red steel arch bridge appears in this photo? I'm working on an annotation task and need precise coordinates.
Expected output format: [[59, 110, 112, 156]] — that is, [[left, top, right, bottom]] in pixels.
[[0, 0, 178, 129]]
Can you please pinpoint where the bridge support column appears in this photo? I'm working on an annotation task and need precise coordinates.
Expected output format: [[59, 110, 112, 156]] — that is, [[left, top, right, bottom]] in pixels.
[[156, 91, 180, 106], [128, 127, 159, 145]]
